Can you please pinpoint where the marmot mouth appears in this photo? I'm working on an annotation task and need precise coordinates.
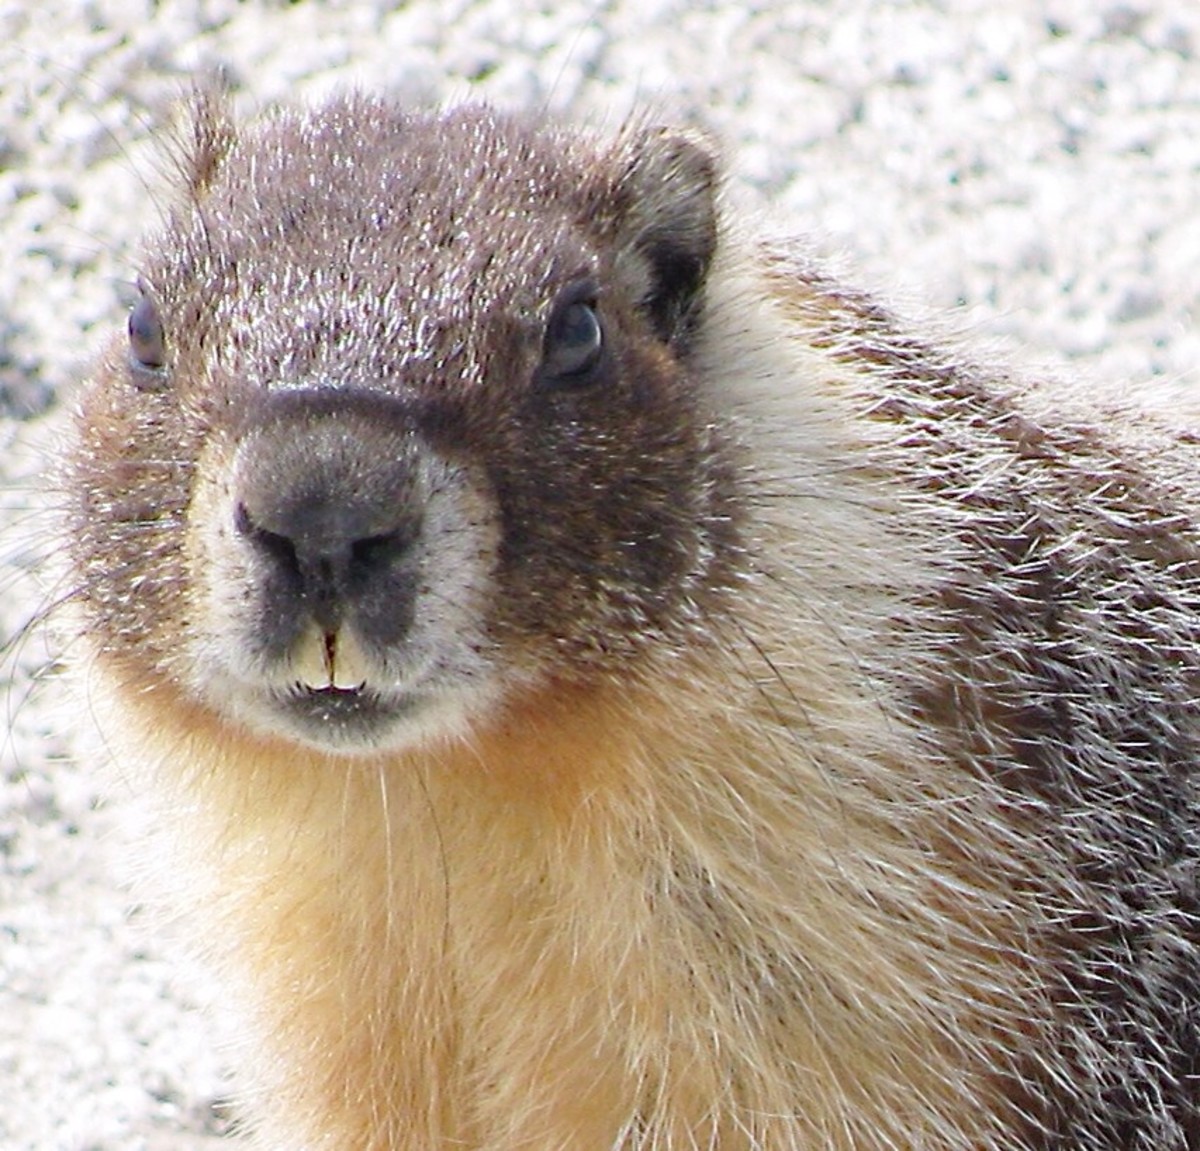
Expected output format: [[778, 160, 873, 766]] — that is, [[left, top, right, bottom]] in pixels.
[[290, 682, 371, 713], [272, 682, 418, 745]]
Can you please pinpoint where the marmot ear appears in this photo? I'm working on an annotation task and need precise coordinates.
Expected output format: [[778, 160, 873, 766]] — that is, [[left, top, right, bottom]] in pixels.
[[615, 127, 720, 343], [174, 82, 237, 201]]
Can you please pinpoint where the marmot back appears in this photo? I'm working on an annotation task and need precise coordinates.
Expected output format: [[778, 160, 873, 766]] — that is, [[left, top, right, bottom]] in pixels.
[[64, 91, 1200, 1150]]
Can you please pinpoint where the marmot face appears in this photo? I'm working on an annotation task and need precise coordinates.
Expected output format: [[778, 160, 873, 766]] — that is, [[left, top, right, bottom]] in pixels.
[[67, 96, 743, 753]]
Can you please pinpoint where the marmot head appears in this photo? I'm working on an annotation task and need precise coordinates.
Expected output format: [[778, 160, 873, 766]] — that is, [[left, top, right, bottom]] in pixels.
[[67, 93, 746, 753]]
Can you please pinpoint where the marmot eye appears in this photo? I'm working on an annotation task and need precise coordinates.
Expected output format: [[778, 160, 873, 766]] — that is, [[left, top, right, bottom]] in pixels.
[[128, 293, 168, 380], [539, 285, 605, 387]]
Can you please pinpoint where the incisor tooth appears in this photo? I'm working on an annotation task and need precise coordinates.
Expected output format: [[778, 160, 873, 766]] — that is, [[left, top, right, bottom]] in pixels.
[[291, 626, 329, 689], [289, 626, 369, 691], [329, 629, 370, 690]]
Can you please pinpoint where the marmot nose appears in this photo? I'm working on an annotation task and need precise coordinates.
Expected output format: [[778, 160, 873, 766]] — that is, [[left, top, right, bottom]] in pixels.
[[234, 497, 420, 635], [231, 397, 424, 649]]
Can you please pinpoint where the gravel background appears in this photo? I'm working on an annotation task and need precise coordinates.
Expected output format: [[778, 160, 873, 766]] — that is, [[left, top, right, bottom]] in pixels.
[[2, 1, 1199, 1148]]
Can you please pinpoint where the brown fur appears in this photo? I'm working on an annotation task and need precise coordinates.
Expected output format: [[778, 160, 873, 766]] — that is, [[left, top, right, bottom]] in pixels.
[[63, 92, 1200, 1149]]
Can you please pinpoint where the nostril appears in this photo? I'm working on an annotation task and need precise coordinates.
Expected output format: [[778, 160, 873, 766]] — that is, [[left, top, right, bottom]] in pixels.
[[350, 528, 419, 574], [235, 501, 301, 573], [234, 493, 421, 639]]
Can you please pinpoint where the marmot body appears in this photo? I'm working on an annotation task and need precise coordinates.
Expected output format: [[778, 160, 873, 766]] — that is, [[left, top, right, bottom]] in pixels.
[[65, 92, 1200, 1150]]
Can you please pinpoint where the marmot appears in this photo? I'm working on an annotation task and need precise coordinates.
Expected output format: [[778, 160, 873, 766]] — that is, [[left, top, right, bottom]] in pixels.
[[63, 91, 1200, 1150]]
